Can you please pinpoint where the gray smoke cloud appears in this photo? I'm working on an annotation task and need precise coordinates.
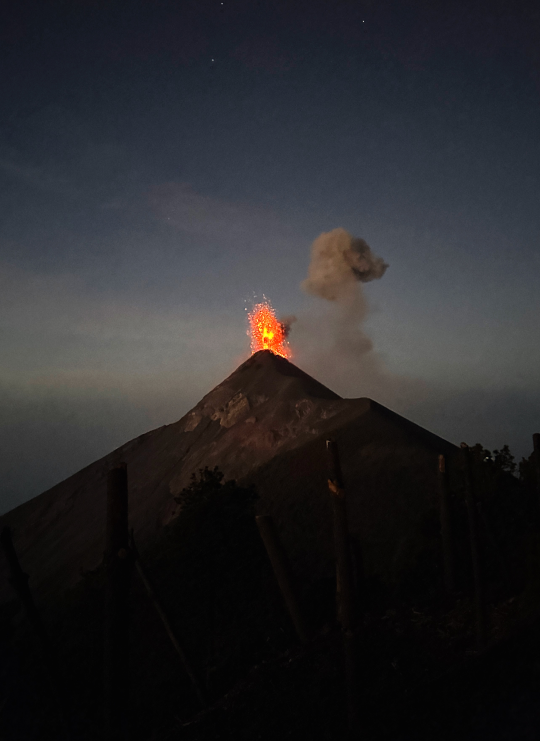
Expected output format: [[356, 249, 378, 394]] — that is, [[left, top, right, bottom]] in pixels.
[[295, 228, 424, 410], [301, 227, 388, 341], [301, 227, 388, 303]]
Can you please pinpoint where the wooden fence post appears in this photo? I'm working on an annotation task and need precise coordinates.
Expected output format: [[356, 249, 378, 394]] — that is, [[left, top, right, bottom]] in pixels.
[[255, 515, 308, 643], [438, 454, 456, 594], [461, 444, 486, 651], [326, 439, 358, 735], [104, 463, 132, 741]]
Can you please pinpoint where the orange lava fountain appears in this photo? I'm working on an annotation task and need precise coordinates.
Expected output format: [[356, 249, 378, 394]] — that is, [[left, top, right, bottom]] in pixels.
[[248, 300, 291, 358]]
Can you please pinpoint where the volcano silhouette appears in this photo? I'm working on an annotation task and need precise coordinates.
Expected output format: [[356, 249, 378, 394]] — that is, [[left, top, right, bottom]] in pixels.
[[0, 351, 458, 608]]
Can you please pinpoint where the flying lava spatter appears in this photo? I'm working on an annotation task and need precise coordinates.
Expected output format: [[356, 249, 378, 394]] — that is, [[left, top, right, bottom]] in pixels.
[[248, 300, 291, 358]]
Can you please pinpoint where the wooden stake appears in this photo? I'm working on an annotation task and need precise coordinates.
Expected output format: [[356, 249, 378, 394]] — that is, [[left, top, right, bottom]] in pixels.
[[326, 440, 355, 632], [255, 515, 308, 643], [326, 439, 358, 735], [104, 463, 132, 741], [129, 530, 207, 708], [349, 534, 364, 616], [461, 444, 486, 651], [438, 454, 456, 594]]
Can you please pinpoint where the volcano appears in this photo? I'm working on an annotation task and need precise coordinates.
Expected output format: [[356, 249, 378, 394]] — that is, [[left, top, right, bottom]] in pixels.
[[0, 351, 458, 609]]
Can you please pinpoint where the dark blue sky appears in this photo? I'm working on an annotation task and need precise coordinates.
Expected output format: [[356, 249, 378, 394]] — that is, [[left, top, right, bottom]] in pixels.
[[1, 0, 539, 511]]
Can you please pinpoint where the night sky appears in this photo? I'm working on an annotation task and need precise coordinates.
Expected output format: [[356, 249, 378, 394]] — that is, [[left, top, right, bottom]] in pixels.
[[1, 0, 539, 513]]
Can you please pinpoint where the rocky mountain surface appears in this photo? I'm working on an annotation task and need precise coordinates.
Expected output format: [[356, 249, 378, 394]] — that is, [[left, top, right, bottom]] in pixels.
[[0, 350, 457, 608]]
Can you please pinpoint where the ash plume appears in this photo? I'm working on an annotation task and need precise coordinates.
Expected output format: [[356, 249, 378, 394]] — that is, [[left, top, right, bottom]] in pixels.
[[301, 227, 388, 332], [301, 227, 388, 304], [296, 228, 423, 409]]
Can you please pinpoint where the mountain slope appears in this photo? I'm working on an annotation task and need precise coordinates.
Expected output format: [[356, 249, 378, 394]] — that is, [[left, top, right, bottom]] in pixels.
[[0, 351, 456, 607]]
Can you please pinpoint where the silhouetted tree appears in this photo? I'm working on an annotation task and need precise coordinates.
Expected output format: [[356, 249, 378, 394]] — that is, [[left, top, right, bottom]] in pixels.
[[519, 452, 536, 487], [174, 466, 257, 527], [170, 469, 269, 692], [492, 445, 516, 475], [461, 443, 532, 597]]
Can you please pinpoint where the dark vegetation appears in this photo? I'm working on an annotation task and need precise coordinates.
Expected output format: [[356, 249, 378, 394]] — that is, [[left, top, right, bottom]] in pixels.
[[2, 444, 540, 740]]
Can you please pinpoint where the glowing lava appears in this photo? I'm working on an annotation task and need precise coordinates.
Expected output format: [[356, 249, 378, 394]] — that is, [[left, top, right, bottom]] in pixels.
[[248, 300, 291, 358]]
